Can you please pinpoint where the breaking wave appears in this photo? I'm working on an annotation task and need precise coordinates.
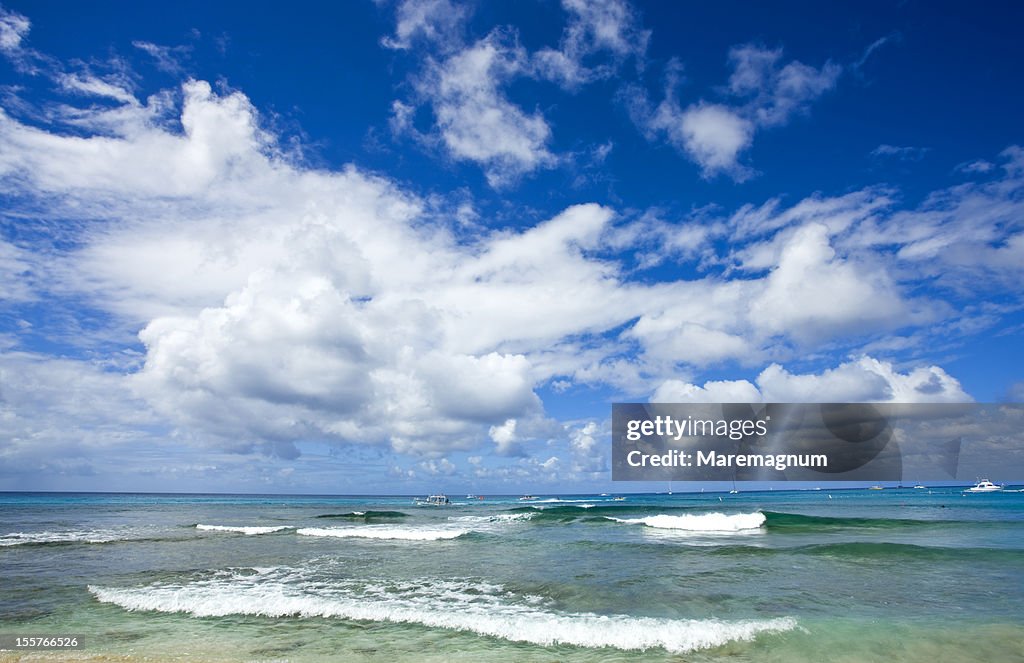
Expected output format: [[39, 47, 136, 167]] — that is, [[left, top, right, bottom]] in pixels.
[[0, 528, 159, 547], [89, 568, 795, 653], [607, 512, 767, 532], [195, 525, 292, 535], [448, 513, 534, 523], [296, 527, 468, 541]]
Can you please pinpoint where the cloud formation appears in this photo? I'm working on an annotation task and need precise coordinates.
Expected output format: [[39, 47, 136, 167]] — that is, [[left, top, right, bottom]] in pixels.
[[388, 0, 648, 186], [631, 44, 839, 179], [534, 0, 649, 88], [2, 76, 1002, 463], [0, 5, 29, 52], [422, 31, 557, 187], [382, 0, 468, 51], [3, 3, 1020, 492], [653, 357, 970, 404]]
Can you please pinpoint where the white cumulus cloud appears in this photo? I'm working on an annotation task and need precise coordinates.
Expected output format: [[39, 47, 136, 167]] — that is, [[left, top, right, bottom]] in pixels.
[[422, 32, 557, 187], [632, 43, 839, 179], [653, 357, 970, 404]]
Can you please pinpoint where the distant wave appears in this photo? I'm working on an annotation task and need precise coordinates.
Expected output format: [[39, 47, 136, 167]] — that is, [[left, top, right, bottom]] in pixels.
[[607, 512, 766, 532], [195, 524, 291, 536], [315, 511, 408, 521], [0, 528, 157, 547], [509, 504, 706, 519], [89, 569, 796, 653], [510, 506, 989, 531], [448, 513, 534, 524], [760, 511, 974, 532], [794, 541, 1024, 562], [532, 498, 599, 505], [296, 527, 467, 541]]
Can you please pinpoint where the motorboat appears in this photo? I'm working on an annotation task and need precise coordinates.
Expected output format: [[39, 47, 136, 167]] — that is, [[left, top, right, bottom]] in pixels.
[[415, 494, 451, 505], [519, 495, 538, 501], [966, 479, 1003, 493]]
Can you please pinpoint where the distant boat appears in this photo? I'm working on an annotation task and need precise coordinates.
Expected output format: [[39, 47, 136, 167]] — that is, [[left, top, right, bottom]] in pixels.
[[966, 479, 1003, 493], [868, 485, 884, 490], [519, 495, 538, 501], [612, 496, 626, 501], [414, 494, 450, 506], [913, 484, 927, 489]]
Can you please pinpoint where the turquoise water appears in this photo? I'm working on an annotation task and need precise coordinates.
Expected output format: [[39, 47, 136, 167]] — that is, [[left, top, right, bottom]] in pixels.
[[2, 489, 1023, 662]]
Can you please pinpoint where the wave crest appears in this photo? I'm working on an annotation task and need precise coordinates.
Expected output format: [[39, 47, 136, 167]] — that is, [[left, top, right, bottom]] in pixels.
[[195, 525, 291, 535], [296, 527, 467, 541], [0, 528, 153, 546], [89, 569, 795, 653], [608, 512, 766, 532]]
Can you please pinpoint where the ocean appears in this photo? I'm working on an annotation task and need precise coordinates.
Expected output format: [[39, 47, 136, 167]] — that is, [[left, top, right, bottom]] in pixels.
[[1, 489, 1022, 662]]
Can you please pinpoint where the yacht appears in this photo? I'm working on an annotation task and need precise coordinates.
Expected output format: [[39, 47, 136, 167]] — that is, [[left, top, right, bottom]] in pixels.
[[519, 495, 538, 501], [966, 479, 1003, 493]]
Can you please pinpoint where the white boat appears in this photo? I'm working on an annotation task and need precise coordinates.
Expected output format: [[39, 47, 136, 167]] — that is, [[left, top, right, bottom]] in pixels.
[[415, 494, 451, 506], [966, 479, 1003, 493], [519, 495, 538, 501]]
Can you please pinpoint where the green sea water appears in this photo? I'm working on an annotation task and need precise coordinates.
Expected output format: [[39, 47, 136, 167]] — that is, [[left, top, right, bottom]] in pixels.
[[1, 489, 1023, 662]]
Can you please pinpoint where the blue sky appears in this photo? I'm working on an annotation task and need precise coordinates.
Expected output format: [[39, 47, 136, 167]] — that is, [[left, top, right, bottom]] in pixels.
[[0, 0, 1022, 494]]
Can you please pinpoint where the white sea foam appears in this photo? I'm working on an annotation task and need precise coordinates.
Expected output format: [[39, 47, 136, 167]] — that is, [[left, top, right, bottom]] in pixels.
[[196, 524, 291, 535], [0, 528, 150, 546], [608, 512, 766, 532], [89, 569, 796, 653], [296, 527, 467, 541]]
